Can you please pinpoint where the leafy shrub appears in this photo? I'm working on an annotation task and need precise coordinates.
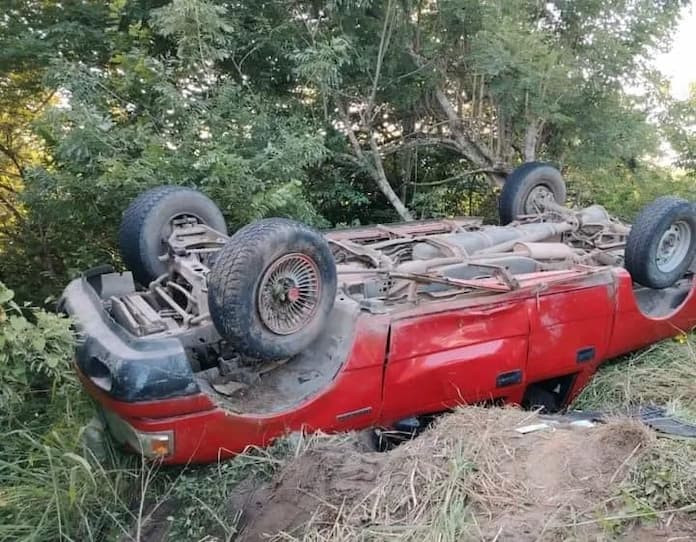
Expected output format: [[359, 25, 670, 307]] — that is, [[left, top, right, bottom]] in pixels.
[[0, 281, 140, 541], [0, 282, 74, 410]]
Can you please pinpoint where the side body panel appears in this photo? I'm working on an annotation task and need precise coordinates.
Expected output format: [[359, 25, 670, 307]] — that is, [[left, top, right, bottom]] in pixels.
[[525, 273, 616, 404], [80, 268, 696, 465], [381, 300, 531, 423], [607, 269, 696, 358], [566, 269, 696, 403]]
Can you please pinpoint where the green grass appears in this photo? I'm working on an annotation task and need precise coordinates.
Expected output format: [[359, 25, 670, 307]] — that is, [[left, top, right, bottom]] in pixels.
[[0, 389, 140, 542], [151, 440, 290, 541], [574, 333, 696, 531], [574, 333, 696, 419]]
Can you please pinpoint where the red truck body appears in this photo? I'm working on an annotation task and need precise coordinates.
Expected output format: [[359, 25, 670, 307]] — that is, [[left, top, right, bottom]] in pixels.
[[77, 266, 696, 464]]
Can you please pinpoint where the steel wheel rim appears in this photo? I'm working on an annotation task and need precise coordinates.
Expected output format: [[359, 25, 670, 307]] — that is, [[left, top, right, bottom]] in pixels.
[[524, 185, 554, 214], [656, 220, 692, 273], [258, 253, 322, 335]]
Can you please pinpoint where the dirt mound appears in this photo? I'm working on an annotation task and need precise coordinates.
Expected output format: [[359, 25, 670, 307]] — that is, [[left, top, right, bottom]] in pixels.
[[231, 407, 683, 541]]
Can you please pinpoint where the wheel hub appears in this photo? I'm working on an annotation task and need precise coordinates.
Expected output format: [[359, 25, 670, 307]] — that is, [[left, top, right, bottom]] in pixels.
[[656, 220, 692, 273], [258, 253, 321, 335], [524, 185, 554, 214]]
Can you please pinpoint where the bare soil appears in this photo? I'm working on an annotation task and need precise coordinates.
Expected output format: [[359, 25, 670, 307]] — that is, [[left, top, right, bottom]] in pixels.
[[231, 408, 696, 541]]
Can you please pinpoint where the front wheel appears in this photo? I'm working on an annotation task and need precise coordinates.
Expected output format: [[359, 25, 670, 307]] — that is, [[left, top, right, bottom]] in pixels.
[[498, 162, 567, 225], [625, 196, 696, 289]]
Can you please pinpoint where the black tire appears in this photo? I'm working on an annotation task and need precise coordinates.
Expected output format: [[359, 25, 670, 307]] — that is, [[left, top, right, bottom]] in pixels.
[[498, 162, 567, 225], [522, 385, 559, 413], [207, 218, 337, 360], [625, 196, 696, 289], [119, 186, 227, 285]]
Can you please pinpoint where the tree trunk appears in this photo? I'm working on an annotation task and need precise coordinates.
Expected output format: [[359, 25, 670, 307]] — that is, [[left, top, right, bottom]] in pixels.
[[368, 133, 414, 221], [432, 89, 507, 187], [523, 121, 539, 162], [337, 100, 414, 221]]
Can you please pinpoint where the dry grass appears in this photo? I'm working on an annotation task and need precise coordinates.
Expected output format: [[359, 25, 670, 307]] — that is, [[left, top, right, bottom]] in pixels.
[[232, 409, 660, 542], [230, 334, 696, 542], [49, 334, 692, 542], [574, 334, 696, 419]]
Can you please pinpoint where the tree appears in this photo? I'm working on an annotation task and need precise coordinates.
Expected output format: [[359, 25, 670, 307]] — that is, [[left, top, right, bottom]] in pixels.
[[0, 0, 689, 301], [292, 0, 685, 202], [666, 83, 696, 173]]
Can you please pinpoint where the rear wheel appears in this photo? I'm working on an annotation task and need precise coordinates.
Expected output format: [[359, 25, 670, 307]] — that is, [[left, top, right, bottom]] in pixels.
[[119, 186, 227, 285], [498, 162, 567, 224], [207, 218, 337, 360], [625, 196, 696, 289]]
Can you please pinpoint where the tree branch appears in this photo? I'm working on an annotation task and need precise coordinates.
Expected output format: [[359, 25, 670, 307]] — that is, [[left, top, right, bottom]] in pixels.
[[0, 142, 25, 177], [26, 90, 57, 115], [367, 0, 395, 115], [337, 101, 413, 221], [0, 192, 24, 223], [0, 180, 19, 193], [367, 131, 414, 220], [405, 168, 498, 187], [379, 134, 461, 156]]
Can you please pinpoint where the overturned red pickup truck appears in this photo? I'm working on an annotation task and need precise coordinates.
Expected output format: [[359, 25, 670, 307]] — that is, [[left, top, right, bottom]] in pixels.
[[60, 163, 696, 463]]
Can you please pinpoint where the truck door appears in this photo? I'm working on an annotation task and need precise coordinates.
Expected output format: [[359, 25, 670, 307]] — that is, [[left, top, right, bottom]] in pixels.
[[380, 299, 531, 423], [525, 272, 616, 402]]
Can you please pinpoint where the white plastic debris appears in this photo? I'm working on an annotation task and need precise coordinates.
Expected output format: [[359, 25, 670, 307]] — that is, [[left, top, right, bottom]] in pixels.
[[514, 423, 552, 434], [569, 419, 596, 428]]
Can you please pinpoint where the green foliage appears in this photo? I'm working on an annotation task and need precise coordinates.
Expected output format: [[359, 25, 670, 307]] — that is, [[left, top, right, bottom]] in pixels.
[[159, 440, 290, 540], [1, 0, 692, 301], [574, 333, 696, 520], [0, 283, 74, 410], [666, 83, 696, 175], [625, 438, 696, 511], [0, 281, 141, 542], [573, 334, 696, 418], [567, 162, 694, 220], [0, 399, 139, 542], [150, 0, 234, 66]]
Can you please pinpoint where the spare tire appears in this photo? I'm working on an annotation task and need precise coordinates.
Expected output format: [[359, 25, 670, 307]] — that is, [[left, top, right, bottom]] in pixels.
[[625, 196, 696, 289], [207, 218, 337, 360], [119, 186, 227, 286], [499, 162, 567, 225]]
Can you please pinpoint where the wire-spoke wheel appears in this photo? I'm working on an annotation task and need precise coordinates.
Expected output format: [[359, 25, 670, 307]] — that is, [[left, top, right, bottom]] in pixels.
[[258, 253, 322, 335], [207, 218, 337, 360]]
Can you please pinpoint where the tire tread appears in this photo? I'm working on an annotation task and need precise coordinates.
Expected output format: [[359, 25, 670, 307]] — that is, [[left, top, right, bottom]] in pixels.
[[208, 218, 336, 359], [119, 186, 190, 285], [625, 196, 696, 288]]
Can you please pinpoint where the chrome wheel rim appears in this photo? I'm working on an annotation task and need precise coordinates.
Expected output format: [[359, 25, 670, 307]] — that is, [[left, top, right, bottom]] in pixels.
[[258, 253, 321, 335], [656, 220, 692, 273], [524, 185, 554, 214]]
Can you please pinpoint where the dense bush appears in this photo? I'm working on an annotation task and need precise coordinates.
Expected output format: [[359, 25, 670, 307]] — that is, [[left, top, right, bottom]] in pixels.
[[0, 282, 140, 541], [0, 284, 74, 409]]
